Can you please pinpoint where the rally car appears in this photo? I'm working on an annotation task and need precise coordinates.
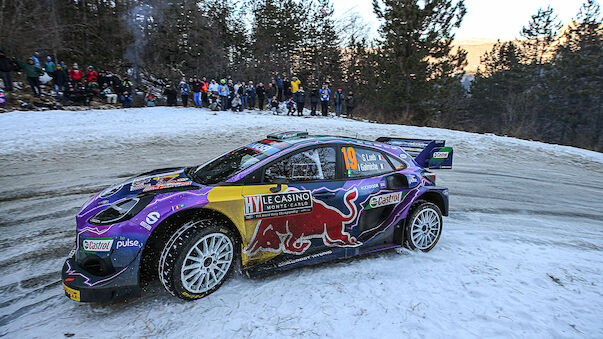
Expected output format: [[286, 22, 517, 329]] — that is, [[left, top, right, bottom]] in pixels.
[[62, 131, 452, 302]]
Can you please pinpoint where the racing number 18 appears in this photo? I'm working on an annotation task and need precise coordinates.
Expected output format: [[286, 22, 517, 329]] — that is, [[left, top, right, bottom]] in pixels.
[[341, 147, 358, 170]]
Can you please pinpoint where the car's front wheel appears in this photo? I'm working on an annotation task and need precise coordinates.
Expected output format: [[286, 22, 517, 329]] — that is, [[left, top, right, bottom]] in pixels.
[[158, 220, 236, 300], [403, 201, 442, 252]]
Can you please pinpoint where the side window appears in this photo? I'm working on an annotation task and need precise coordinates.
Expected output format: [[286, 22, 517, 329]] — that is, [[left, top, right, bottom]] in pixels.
[[387, 155, 406, 170], [265, 147, 336, 182], [341, 146, 394, 178]]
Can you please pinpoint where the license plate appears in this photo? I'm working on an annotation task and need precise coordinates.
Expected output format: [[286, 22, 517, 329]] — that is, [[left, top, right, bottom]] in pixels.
[[63, 283, 80, 302]]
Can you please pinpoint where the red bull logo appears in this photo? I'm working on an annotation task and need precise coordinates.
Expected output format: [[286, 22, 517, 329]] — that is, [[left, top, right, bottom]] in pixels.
[[244, 188, 361, 256]]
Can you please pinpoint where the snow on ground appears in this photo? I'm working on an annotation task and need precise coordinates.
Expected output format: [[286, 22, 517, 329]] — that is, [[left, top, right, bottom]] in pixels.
[[0, 107, 601, 338]]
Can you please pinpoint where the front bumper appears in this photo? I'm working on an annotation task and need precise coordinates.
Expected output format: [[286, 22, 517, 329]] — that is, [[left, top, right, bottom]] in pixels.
[[61, 256, 141, 302]]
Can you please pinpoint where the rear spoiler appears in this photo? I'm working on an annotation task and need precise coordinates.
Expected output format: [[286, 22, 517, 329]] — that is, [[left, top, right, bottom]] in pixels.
[[376, 137, 453, 169]]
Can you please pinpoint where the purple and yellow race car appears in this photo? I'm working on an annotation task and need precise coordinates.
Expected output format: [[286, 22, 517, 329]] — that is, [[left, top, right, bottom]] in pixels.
[[62, 131, 452, 302]]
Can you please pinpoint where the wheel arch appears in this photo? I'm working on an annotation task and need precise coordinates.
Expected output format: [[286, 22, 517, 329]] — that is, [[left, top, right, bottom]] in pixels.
[[139, 207, 242, 284], [417, 190, 448, 216]]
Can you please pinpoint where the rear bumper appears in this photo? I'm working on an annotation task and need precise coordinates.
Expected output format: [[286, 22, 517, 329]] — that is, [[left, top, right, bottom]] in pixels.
[[61, 256, 141, 302]]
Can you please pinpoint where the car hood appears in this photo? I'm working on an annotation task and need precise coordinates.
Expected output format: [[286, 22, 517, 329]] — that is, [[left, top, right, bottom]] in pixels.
[[79, 167, 198, 216]]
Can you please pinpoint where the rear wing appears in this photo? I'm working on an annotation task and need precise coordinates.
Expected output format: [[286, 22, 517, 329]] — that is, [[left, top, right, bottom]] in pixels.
[[376, 137, 453, 169]]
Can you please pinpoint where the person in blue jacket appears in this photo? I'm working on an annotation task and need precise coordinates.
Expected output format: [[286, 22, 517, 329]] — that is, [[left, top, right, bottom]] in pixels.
[[178, 77, 190, 107], [319, 83, 331, 116], [121, 91, 133, 108], [218, 79, 230, 111]]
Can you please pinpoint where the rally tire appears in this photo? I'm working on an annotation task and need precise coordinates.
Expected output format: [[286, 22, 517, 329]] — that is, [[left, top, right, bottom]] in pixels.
[[158, 219, 237, 301], [403, 200, 442, 252]]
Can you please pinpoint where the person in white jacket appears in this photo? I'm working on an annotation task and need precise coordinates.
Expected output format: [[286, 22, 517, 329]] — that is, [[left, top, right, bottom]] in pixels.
[[208, 79, 219, 93], [101, 83, 117, 104]]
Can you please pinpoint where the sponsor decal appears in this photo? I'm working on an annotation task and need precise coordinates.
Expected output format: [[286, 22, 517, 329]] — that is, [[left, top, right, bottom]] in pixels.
[[433, 151, 449, 159], [244, 188, 361, 256], [172, 204, 185, 211], [245, 142, 280, 155], [367, 192, 404, 209], [82, 238, 114, 252], [244, 190, 313, 220], [360, 183, 379, 191], [400, 154, 408, 159], [63, 283, 80, 302], [359, 163, 381, 171], [131, 172, 190, 191], [140, 211, 160, 231], [277, 250, 333, 268], [142, 180, 192, 192], [409, 175, 418, 184], [116, 238, 141, 249]]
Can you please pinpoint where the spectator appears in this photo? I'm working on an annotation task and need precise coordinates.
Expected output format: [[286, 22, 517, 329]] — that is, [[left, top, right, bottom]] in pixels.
[[291, 76, 301, 102], [234, 81, 242, 98], [238, 82, 247, 108], [266, 82, 276, 103], [346, 90, 356, 117], [309, 88, 319, 116], [97, 70, 109, 87], [86, 65, 98, 83], [87, 80, 100, 99], [62, 83, 80, 105], [270, 96, 281, 115], [256, 82, 266, 110], [283, 76, 291, 100], [178, 78, 190, 107], [44, 56, 57, 83], [54, 64, 68, 97], [0, 50, 15, 91], [201, 76, 209, 106], [121, 77, 133, 94], [208, 79, 219, 93], [76, 84, 93, 105], [191, 76, 202, 107], [275, 75, 284, 101], [231, 94, 242, 112], [163, 84, 177, 106], [31, 52, 41, 67], [286, 97, 296, 115], [69, 63, 84, 84], [121, 91, 133, 108], [218, 79, 229, 111], [334, 87, 345, 116], [295, 86, 306, 116], [16, 57, 43, 96], [101, 83, 118, 104], [227, 79, 234, 109], [145, 94, 156, 107], [319, 83, 331, 116], [247, 81, 256, 109]]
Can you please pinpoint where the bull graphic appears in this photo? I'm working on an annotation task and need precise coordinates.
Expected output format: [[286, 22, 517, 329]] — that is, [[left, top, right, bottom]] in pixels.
[[244, 188, 361, 256]]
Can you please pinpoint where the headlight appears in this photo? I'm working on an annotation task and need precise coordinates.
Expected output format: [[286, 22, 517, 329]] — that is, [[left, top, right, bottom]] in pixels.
[[89, 195, 154, 225]]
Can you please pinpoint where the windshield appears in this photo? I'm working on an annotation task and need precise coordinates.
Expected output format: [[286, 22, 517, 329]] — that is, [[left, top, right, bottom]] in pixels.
[[190, 147, 269, 184]]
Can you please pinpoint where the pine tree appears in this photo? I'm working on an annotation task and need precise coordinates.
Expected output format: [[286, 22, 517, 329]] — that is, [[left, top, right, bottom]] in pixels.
[[372, 0, 467, 124], [550, 0, 602, 150], [520, 6, 562, 66]]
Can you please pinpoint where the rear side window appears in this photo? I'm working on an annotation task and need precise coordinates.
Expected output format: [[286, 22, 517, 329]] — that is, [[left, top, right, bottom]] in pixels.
[[341, 146, 394, 178], [265, 147, 336, 182], [387, 155, 406, 170]]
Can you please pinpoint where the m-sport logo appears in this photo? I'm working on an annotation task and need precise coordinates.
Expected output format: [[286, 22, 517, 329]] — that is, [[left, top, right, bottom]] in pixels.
[[82, 238, 114, 252]]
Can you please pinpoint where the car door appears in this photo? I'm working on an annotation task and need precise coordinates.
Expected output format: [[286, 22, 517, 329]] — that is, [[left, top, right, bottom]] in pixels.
[[336, 145, 412, 255], [242, 145, 358, 261]]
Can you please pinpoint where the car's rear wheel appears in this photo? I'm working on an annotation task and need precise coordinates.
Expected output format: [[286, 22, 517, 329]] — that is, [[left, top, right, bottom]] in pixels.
[[158, 220, 236, 300], [404, 201, 442, 252]]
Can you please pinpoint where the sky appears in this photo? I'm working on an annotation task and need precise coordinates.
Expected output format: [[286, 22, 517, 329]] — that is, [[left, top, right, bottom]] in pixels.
[[332, 0, 587, 41]]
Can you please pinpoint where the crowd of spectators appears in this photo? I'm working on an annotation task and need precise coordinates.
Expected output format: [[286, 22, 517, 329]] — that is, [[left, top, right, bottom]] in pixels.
[[0, 51, 357, 116], [165, 74, 356, 117]]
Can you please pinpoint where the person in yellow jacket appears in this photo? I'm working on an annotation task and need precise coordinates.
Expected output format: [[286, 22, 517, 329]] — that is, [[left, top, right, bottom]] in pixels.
[[290, 76, 301, 102]]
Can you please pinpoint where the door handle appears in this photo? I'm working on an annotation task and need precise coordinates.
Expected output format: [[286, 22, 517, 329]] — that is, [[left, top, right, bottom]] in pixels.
[[313, 191, 336, 199]]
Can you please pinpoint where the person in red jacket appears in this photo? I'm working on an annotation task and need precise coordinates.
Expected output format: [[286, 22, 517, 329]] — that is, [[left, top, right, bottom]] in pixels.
[[69, 63, 84, 85], [200, 76, 209, 107], [85, 65, 98, 83]]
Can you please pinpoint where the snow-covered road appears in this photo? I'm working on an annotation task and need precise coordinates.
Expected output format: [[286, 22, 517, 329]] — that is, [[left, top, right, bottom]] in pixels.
[[0, 107, 601, 338]]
